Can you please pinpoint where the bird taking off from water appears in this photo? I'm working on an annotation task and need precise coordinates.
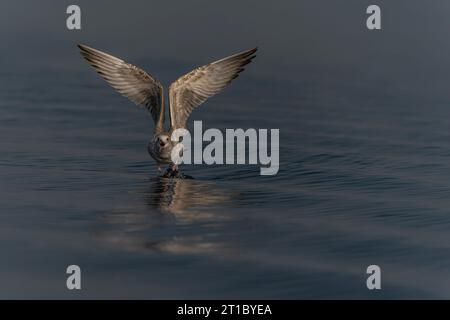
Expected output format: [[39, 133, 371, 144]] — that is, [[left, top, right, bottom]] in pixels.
[[78, 44, 257, 175]]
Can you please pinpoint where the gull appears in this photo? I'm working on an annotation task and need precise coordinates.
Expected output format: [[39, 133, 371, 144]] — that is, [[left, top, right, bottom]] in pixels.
[[78, 44, 257, 174]]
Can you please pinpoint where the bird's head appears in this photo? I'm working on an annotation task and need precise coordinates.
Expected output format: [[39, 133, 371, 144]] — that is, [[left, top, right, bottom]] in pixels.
[[156, 134, 171, 149]]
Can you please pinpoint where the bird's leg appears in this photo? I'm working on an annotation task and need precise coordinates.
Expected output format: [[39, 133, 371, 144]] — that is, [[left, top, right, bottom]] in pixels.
[[170, 163, 178, 172]]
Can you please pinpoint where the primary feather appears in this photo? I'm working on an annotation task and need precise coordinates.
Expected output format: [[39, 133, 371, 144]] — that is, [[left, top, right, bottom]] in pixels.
[[168, 47, 257, 130], [78, 44, 165, 132]]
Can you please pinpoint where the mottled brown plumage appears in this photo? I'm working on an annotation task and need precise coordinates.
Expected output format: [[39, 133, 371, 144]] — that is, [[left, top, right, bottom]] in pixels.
[[78, 44, 257, 172]]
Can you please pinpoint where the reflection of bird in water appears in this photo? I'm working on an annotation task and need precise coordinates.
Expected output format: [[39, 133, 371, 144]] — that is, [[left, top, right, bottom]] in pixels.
[[78, 44, 257, 174], [147, 177, 231, 220], [95, 177, 234, 255]]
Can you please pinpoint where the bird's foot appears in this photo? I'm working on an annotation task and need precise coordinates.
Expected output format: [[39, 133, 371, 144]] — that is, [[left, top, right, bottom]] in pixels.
[[161, 165, 191, 179]]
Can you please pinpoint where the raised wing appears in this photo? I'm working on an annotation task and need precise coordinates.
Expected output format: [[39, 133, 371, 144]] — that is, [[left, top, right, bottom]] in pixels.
[[78, 44, 165, 132], [168, 47, 257, 129]]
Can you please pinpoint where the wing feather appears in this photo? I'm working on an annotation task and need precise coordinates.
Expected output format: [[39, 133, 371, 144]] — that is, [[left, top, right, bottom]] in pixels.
[[168, 48, 257, 129], [78, 44, 165, 131]]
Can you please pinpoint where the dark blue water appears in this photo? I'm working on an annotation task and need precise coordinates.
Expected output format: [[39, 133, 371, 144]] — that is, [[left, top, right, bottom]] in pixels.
[[2, 62, 450, 299], [3, 0, 450, 299]]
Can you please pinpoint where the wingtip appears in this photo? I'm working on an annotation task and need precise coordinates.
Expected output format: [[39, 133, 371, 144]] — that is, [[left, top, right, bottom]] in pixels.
[[77, 44, 96, 53], [249, 47, 258, 54], [247, 47, 258, 61], [244, 47, 258, 59], [77, 44, 91, 54]]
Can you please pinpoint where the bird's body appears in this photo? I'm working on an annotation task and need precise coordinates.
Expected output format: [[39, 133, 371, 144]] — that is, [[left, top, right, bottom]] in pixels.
[[147, 133, 174, 167], [78, 44, 257, 174]]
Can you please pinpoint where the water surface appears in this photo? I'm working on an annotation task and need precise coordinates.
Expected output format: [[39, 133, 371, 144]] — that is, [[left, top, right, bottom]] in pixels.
[[2, 0, 450, 299]]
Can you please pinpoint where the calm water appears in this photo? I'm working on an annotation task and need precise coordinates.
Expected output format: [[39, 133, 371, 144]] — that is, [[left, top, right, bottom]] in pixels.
[[3, 0, 450, 299], [2, 63, 450, 299]]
